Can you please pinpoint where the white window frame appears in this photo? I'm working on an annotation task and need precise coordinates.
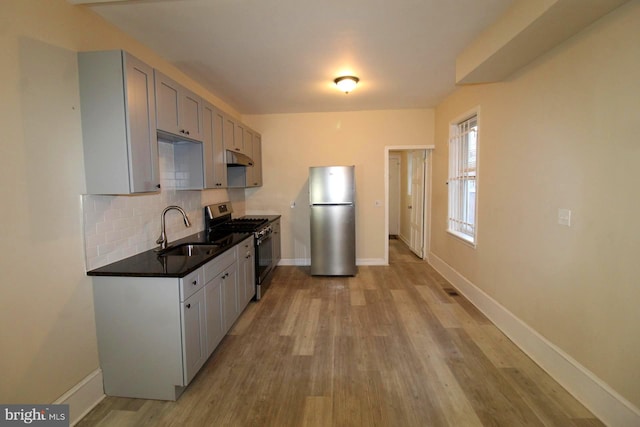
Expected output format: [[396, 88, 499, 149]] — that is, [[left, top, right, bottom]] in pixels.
[[447, 108, 479, 246]]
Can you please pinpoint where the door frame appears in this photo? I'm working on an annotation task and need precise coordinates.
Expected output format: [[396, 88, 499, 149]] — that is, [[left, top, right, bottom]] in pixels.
[[384, 145, 434, 265], [388, 153, 401, 236]]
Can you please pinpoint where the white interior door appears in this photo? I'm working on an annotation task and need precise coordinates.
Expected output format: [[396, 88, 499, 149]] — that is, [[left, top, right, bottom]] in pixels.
[[388, 154, 401, 236], [409, 151, 425, 257]]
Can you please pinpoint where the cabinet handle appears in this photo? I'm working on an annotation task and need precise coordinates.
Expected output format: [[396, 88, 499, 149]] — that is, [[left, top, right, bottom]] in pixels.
[[192, 280, 197, 286], [186, 303, 191, 309], [235, 148, 240, 152], [186, 130, 190, 135], [223, 273, 229, 279], [245, 254, 251, 259], [156, 184, 161, 189]]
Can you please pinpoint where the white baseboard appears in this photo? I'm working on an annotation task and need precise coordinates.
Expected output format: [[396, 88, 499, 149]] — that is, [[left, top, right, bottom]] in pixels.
[[428, 252, 640, 427], [357, 258, 386, 266], [54, 368, 105, 426]]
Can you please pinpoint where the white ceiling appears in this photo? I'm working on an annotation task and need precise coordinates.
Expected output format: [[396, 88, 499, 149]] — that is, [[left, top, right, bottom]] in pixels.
[[84, 0, 515, 114]]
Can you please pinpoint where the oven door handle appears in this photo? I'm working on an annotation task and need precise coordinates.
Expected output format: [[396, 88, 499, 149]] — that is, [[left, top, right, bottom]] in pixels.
[[256, 233, 272, 245]]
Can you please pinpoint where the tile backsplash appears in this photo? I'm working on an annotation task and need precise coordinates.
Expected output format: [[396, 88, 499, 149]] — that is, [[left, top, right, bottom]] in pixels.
[[83, 142, 243, 270]]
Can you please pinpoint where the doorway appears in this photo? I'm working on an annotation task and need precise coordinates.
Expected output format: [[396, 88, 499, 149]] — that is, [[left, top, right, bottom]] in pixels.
[[388, 154, 401, 237], [408, 150, 426, 257], [384, 146, 433, 265]]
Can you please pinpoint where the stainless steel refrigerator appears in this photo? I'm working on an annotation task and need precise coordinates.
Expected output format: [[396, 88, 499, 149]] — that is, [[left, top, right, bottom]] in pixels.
[[309, 166, 356, 276]]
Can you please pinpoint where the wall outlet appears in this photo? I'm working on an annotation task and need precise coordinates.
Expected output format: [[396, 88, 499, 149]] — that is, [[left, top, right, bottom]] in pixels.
[[558, 208, 571, 227]]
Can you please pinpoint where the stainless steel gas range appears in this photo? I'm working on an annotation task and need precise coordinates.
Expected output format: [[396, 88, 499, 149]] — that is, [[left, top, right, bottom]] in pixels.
[[205, 202, 277, 300]]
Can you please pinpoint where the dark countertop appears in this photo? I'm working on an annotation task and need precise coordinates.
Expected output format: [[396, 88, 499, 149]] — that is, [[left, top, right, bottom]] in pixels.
[[87, 231, 252, 278], [263, 215, 281, 223]]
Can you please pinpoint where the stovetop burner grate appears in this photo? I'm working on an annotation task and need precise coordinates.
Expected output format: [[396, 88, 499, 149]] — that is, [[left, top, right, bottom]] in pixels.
[[216, 218, 268, 232], [204, 202, 270, 234]]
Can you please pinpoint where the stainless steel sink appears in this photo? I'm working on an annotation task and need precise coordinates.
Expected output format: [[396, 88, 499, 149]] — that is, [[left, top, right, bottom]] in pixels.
[[159, 243, 219, 257]]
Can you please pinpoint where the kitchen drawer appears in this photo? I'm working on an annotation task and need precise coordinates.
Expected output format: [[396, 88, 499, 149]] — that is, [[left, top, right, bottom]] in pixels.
[[203, 248, 236, 283], [180, 268, 203, 301]]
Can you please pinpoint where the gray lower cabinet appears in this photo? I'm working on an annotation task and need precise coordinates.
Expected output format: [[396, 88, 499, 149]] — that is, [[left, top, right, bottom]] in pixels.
[[92, 246, 251, 401], [204, 277, 224, 356], [238, 236, 256, 306], [182, 287, 206, 384], [204, 248, 237, 351], [222, 269, 238, 330], [272, 219, 281, 267], [78, 50, 159, 194]]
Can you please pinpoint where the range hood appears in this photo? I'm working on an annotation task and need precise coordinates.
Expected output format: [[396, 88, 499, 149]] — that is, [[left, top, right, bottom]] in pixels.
[[226, 150, 253, 166]]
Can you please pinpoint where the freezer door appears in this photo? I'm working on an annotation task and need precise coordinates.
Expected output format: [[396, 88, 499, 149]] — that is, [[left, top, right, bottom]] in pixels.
[[310, 204, 356, 276], [309, 166, 355, 204]]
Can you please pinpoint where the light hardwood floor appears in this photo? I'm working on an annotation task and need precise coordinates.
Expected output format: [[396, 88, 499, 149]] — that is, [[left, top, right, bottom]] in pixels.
[[78, 239, 603, 426]]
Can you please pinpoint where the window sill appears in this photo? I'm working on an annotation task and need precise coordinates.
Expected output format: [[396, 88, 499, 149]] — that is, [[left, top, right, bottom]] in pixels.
[[446, 229, 477, 248]]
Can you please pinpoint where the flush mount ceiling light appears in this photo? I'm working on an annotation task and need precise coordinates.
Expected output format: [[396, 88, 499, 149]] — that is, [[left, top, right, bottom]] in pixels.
[[334, 76, 359, 94]]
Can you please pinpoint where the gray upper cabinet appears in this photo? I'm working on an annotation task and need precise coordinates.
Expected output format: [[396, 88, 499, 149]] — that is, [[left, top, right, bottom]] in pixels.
[[234, 122, 247, 155], [227, 127, 263, 188], [246, 132, 262, 187], [202, 102, 227, 188], [154, 70, 203, 142], [223, 115, 241, 153], [78, 50, 160, 194]]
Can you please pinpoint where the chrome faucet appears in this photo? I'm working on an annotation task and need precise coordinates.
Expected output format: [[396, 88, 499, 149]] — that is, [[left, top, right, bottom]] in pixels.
[[155, 205, 191, 251]]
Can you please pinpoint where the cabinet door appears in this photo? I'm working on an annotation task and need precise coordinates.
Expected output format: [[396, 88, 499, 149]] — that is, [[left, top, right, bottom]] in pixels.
[[234, 122, 245, 154], [181, 288, 206, 384], [244, 128, 253, 159], [124, 54, 159, 193], [205, 277, 224, 356], [222, 267, 239, 331], [237, 238, 255, 308], [248, 134, 262, 187], [272, 219, 281, 266], [212, 108, 228, 187], [202, 103, 216, 189], [79, 50, 160, 194], [154, 71, 181, 136], [180, 88, 202, 140], [243, 241, 256, 306], [203, 104, 227, 189], [223, 115, 236, 152]]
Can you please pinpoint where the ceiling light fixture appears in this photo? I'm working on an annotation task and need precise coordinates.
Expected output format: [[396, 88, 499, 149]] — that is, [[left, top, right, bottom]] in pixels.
[[334, 76, 359, 94]]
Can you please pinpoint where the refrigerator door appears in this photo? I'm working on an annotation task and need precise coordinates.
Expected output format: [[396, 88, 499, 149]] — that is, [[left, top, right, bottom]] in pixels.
[[310, 204, 356, 275], [309, 166, 355, 204]]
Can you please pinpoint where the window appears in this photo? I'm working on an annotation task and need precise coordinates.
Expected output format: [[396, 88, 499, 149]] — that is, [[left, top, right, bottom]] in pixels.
[[448, 112, 478, 245]]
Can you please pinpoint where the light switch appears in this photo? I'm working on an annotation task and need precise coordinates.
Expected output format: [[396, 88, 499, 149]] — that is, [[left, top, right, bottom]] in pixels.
[[558, 208, 571, 227], [290, 201, 296, 208]]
